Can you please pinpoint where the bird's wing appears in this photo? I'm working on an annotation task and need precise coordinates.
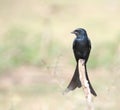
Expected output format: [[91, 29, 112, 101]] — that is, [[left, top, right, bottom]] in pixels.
[[88, 38, 91, 50], [84, 38, 91, 63], [73, 39, 76, 49], [73, 39, 78, 61]]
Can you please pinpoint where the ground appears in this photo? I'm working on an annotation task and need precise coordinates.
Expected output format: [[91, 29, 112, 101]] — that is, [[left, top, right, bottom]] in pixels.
[[0, 64, 119, 110]]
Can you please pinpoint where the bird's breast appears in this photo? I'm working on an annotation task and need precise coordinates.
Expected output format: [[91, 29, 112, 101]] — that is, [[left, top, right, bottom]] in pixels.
[[73, 38, 89, 59]]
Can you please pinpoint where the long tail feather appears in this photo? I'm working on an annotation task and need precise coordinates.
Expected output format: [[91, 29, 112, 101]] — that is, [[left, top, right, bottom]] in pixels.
[[64, 63, 82, 93], [85, 65, 97, 96]]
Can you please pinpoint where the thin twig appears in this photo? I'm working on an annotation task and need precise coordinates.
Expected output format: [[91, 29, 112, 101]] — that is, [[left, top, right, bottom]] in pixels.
[[79, 59, 94, 110]]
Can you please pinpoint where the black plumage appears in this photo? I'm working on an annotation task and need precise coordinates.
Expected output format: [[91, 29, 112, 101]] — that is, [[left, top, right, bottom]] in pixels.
[[65, 28, 97, 96]]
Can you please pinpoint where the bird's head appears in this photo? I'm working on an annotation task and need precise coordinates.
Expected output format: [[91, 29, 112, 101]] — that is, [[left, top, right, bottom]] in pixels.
[[71, 28, 87, 36]]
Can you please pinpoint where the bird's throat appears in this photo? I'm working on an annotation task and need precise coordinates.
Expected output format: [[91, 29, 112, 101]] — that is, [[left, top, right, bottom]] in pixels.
[[77, 35, 84, 40]]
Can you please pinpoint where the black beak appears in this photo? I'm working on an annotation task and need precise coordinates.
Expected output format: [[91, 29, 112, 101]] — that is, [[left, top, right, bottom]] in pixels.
[[71, 31, 75, 34]]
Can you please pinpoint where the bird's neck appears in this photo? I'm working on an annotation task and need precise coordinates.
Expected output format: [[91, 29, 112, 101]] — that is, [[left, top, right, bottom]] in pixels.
[[77, 35, 85, 40]]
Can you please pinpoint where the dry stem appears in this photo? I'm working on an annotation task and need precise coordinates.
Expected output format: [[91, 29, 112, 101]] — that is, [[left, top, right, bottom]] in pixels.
[[79, 59, 94, 110]]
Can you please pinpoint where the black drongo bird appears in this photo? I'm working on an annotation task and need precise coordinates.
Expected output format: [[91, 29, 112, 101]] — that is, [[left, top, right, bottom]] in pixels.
[[65, 28, 97, 96]]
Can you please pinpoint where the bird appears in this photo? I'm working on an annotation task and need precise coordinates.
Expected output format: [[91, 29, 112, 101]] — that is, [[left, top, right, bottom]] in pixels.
[[65, 28, 97, 96]]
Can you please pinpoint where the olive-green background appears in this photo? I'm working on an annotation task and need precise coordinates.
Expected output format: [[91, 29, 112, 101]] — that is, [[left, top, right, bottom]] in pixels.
[[0, 0, 120, 110]]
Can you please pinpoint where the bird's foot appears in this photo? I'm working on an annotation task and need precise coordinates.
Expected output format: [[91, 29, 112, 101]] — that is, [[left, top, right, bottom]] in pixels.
[[79, 59, 85, 65]]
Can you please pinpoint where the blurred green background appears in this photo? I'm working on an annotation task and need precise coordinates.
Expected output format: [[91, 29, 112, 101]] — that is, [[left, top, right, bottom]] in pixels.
[[0, 0, 120, 110]]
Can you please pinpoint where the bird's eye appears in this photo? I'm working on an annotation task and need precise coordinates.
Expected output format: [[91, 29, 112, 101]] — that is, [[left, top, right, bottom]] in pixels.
[[74, 31, 78, 34]]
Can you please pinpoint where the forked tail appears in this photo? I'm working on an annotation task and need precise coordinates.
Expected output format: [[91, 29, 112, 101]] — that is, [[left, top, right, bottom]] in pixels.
[[64, 63, 82, 93], [85, 64, 97, 96]]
